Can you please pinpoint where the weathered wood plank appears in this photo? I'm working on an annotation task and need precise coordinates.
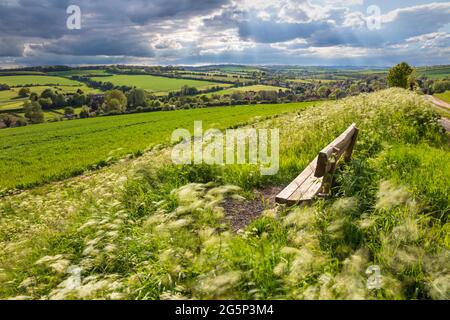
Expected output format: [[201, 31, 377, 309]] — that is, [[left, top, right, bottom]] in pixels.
[[275, 156, 318, 202], [287, 175, 323, 203]]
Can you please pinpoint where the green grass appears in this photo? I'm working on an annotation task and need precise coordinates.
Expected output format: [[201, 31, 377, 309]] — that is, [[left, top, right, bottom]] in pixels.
[[0, 102, 318, 191], [0, 76, 82, 87], [435, 91, 450, 103], [0, 101, 25, 112], [0, 89, 22, 102], [204, 85, 287, 96], [90, 75, 228, 95]]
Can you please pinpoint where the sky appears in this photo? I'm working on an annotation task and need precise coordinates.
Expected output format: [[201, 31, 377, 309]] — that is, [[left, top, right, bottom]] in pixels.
[[0, 0, 449, 67]]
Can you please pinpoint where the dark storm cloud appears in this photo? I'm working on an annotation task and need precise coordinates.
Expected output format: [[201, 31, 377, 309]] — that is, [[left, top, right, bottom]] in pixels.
[[0, 0, 71, 39], [124, 0, 230, 24], [0, 38, 26, 57], [0, 0, 229, 58], [33, 34, 155, 57]]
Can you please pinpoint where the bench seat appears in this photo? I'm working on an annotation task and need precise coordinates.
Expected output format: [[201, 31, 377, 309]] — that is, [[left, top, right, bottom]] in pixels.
[[275, 157, 324, 205], [276, 123, 359, 206]]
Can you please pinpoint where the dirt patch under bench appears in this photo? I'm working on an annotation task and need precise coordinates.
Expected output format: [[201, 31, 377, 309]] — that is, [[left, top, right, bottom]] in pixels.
[[223, 186, 283, 232]]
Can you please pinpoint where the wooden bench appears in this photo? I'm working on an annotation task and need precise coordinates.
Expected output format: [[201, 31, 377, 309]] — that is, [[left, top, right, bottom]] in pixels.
[[276, 123, 359, 205]]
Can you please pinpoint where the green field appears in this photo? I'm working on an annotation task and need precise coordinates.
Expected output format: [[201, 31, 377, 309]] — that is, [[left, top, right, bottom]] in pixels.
[[418, 66, 450, 79], [90, 74, 228, 94], [435, 91, 450, 103], [205, 85, 287, 96], [0, 75, 82, 87], [0, 101, 318, 190], [0, 101, 24, 112], [0, 85, 101, 113]]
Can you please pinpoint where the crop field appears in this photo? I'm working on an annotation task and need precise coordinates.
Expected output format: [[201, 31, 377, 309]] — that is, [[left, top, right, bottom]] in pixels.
[[0, 101, 318, 191], [204, 85, 287, 96], [90, 75, 228, 94], [0, 75, 82, 87], [0, 89, 448, 300]]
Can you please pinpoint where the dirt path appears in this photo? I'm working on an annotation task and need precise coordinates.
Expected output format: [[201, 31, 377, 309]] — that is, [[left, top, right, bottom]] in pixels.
[[439, 117, 450, 132], [425, 95, 450, 111]]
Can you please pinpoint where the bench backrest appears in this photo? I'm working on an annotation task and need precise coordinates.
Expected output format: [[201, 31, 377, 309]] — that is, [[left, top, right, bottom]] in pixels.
[[314, 123, 359, 177]]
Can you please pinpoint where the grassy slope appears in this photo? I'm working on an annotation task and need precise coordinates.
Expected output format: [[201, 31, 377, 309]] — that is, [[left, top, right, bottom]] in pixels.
[[0, 89, 448, 300], [0, 76, 81, 87], [90, 75, 229, 94], [0, 102, 318, 191]]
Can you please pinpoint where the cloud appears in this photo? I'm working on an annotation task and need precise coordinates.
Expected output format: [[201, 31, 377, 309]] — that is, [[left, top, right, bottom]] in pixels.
[[0, 0, 448, 66], [0, 38, 26, 57]]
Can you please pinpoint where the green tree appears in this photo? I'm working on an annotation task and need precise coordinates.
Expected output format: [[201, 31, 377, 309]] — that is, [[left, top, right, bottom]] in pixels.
[[104, 90, 127, 112], [54, 94, 66, 108], [317, 86, 330, 98], [102, 98, 123, 113], [69, 93, 86, 107], [79, 106, 90, 118], [18, 87, 31, 98], [64, 106, 75, 116], [126, 88, 146, 109], [23, 100, 44, 124], [41, 88, 56, 101], [0, 114, 13, 127], [38, 97, 53, 110], [348, 84, 359, 95], [29, 92, 39, 101], [387, 62, 413, 89], [407, 69, 417, 91], [432, 80, 450, 94]]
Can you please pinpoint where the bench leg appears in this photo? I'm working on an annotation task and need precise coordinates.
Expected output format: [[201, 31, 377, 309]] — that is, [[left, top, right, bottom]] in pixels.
[[319, 149, 339, 197]]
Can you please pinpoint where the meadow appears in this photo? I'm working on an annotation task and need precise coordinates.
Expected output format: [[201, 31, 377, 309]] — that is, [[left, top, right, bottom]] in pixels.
[[0, 75, 82, 87], [435, 91, 450, 103], [90, 75, 230, 95], [0, 85, 101, 113], [0, 89, 448, 300], [417, 66, 450, 79], [0, 101, 318, 191]]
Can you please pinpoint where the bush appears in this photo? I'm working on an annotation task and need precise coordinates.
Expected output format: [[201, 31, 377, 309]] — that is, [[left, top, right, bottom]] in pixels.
[[64, 106, 75, 116], [79, 106, 90, 118], [18, 87, 31, 97], [23, 100, 44, 124], [387, 62, 413, 89]]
